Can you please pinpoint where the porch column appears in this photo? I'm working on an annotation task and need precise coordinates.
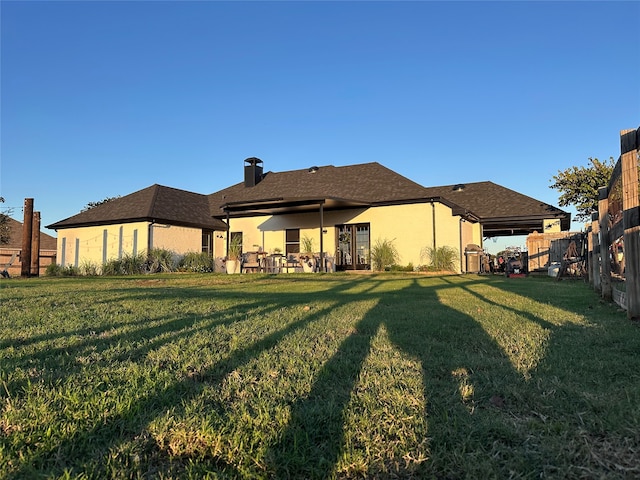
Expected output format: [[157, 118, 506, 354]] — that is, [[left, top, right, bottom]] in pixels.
[[226, 211, 230, 255], [319, 202, 325, 272]]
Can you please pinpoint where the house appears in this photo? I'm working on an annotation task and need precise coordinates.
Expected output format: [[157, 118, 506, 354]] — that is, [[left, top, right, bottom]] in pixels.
[[1, 217, 57, 277], [46, 158, 570, 273], [46, 185, 228, 269]]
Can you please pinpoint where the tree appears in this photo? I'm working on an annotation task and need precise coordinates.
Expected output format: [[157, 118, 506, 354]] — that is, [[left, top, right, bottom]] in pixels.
[[0, 197, 10, 245], [81, 196, 120, 212], [549, 157, 615, 222]]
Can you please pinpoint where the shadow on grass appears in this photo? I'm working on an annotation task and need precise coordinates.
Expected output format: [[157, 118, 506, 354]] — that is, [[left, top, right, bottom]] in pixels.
[[267, 276, 530, 478], [4, 274, 639, 478], [4, 276, 359, 478]]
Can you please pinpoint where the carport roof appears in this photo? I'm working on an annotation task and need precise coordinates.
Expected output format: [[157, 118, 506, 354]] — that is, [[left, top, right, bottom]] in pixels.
[[424, 181, 571, 236]]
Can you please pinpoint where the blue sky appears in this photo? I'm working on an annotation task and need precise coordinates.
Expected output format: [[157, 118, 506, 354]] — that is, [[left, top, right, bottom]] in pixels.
[[2, 1, 639, 254]]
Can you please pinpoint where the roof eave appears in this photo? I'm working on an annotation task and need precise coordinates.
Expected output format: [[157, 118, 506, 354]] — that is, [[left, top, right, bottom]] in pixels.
[[47, 217, 228, 231]]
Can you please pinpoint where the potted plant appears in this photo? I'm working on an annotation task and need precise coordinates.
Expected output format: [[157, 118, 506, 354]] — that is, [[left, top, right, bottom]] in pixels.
[[300, 235, 315, 273], [225, 235, 242, 274]]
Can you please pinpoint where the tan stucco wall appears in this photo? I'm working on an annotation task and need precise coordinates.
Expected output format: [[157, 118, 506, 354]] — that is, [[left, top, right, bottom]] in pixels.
[[56, 222, 151, 267], [53, 203, 482, 273], [56, 222, 209, 268], [150, 224, 202, 253], [226, 202, 478, 272], [543, 218, 562, 233]]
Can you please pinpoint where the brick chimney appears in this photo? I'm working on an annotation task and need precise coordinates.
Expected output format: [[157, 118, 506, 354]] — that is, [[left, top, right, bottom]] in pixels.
[[244, 157, 263, 187]]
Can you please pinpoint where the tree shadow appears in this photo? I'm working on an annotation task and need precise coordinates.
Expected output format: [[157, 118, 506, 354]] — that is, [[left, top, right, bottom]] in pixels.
[[267, 276, 530, 478], [4, 276, 358, 478], [6, 274, 639, 478]]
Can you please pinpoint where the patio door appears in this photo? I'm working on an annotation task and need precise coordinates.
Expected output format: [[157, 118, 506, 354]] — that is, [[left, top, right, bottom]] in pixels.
[[336, 223, 370, 271]]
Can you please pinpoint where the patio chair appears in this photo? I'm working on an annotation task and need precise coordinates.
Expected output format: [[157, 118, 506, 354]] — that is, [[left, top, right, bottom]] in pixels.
[[242, 252, 261, 273], [1, 252, 18, 278], [282, 254, 303, 273]]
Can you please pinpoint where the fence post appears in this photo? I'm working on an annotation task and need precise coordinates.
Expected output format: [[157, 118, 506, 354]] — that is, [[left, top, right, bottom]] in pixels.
[[21, 198, 34, 278], [590, 213, 601, 292], [621, 128, 640, 319], [598, 187, 612, 301], [31, 211, 41, 276]]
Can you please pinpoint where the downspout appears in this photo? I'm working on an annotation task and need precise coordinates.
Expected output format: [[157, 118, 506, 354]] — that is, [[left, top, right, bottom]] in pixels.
[[148, 221, 155, 252], [431, 202, 437, 251]]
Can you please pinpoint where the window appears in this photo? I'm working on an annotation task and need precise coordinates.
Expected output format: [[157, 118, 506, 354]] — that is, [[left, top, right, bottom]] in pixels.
[[202, 230, 213, 254], [285, 229, 300, 255]]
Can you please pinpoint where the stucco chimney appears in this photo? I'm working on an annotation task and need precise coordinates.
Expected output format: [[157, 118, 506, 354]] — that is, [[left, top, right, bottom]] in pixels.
[[244, 157, 263, 187]]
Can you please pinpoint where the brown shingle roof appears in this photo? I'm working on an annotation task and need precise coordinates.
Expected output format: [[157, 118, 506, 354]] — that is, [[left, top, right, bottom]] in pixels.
[[46, 184, 228, 231], [44, 161, 569, 237], [208, 162, 432, 215], [3, 217, 57, 250], [424, 181, 570, 234]]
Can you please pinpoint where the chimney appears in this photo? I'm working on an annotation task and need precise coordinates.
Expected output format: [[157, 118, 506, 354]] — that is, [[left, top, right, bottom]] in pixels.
[[244, 157, 263, 187]]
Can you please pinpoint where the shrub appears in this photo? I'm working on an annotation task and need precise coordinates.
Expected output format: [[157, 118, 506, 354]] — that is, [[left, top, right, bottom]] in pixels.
[[45, 263, 79, 276], [146, 248, 177, 273], [103, 252, 149, 275], [121, 252, 148, 274], [420, 245, 459, 272], [370, 238, 400, 271], [227, 236, 242, 261], [45, 263, 63, 276], [388, 263, 414, 272], [179, 252, 215, 273], [102, 258, 125, 276], [301, 235, 315, 255], [79, 261, 100, 276]]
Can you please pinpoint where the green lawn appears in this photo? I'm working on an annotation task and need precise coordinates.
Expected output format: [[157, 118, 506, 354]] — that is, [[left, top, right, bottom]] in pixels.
[[1, 273, 639, 479]]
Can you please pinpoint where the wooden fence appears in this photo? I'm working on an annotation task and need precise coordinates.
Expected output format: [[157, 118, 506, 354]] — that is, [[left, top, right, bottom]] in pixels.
[[527, 231, 584, 273], [588, 127, 640, 320], [0, 248, 57, 277]]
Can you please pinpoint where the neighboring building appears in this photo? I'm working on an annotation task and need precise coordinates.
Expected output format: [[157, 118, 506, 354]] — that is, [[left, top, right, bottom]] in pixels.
[[46, 158, 570, 273], [0, 217, 57, 277]]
